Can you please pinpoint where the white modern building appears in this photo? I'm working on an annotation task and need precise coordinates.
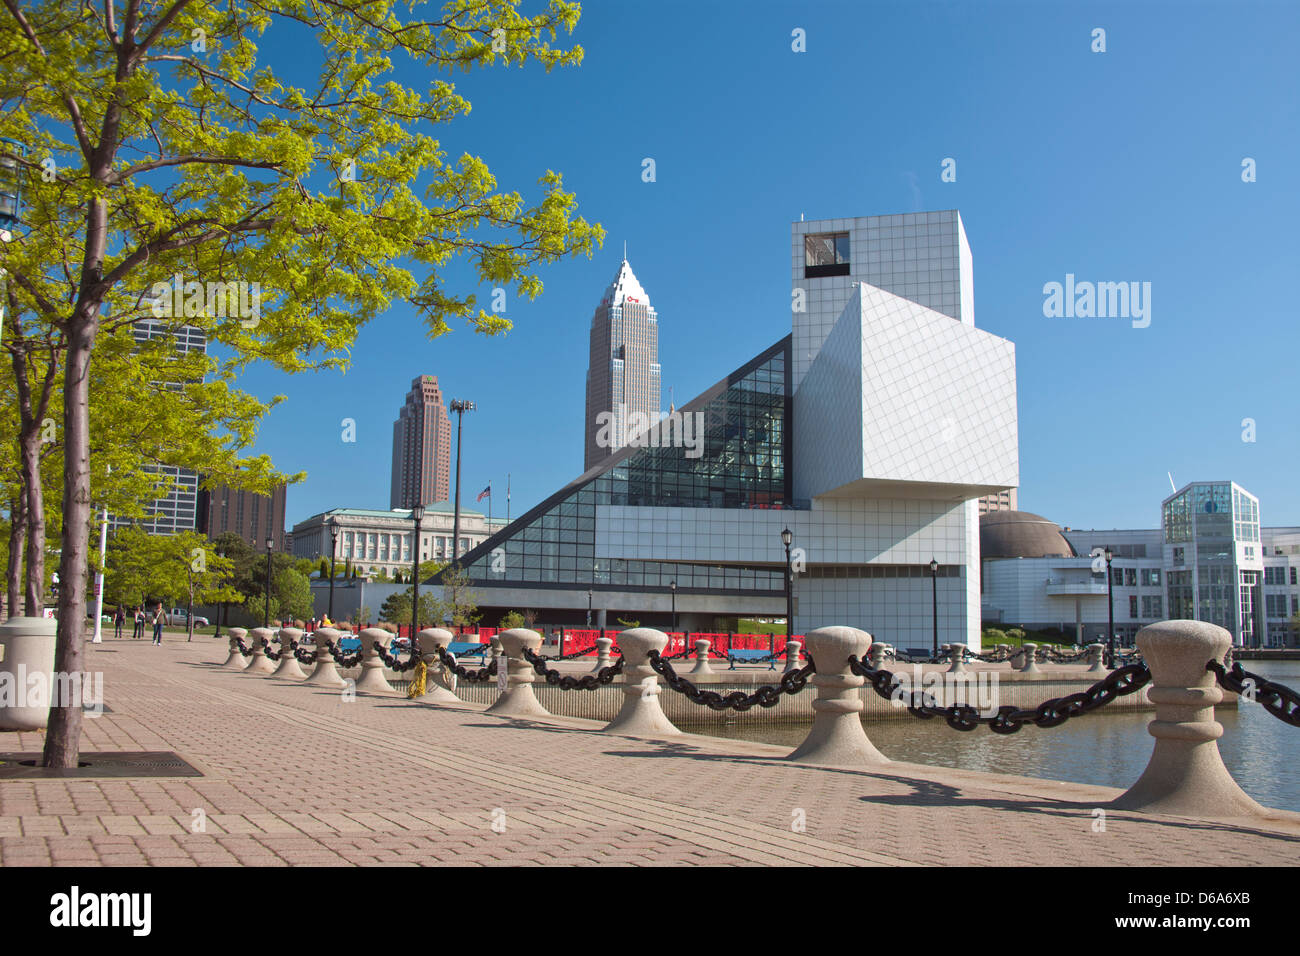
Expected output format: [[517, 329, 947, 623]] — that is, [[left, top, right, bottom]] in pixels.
[[981, 481, 1298, 647], [432, 211, 1019, 648]]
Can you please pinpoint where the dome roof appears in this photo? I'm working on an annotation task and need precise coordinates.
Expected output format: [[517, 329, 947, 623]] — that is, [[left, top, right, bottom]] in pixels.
[[980, 511, 1076, 559]]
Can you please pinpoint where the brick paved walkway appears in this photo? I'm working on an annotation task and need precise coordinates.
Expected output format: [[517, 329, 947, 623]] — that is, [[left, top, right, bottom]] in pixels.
[[1, 636, 1297, 866]]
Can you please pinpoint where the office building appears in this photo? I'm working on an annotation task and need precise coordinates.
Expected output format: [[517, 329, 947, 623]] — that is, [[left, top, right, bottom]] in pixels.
[[391, 375, 452, 510], [584, 258, 661, 471], [197, 482, 288, 552], [109, 319, 206, 535]]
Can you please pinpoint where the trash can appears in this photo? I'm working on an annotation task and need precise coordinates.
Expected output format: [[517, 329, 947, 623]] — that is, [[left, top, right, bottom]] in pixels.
[[0, 616, 58, 730]]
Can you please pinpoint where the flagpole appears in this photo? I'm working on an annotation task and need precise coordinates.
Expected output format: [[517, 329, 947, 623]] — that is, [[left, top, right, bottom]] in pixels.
[[488, 481, 492, 526], [507, 473, 511, 524]]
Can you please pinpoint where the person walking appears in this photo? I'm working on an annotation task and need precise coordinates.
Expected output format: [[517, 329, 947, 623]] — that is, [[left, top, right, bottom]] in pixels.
[[133, 606, 145, 639], [113, 606, 125, 639], [151, 604, 166, 645]]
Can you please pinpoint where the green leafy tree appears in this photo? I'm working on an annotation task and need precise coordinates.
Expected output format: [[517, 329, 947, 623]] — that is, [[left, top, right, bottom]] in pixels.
[[499, 610, 525, 630], [380, 587, 441, 630], [439, 566, 480, 630], [2, 0, 600, 767]]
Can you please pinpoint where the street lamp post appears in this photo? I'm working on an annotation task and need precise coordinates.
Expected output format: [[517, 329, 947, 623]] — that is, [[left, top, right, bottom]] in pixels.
[[670, 580, 677, 645], [214, 549, 225, 640], [587, 588, 593, 627], [411, 504, 424, 649], [327, 516, 339, 622], [782, 528, 794, 644], [263, 538, 274, 628], [1105, 547, 1115, 665], [449, 399, 475, 570], [929, 558, 939, 657]]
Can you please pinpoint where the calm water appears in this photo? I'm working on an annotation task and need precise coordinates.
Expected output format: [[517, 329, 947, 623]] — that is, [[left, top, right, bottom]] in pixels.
[[683, 660, 1300, 813]]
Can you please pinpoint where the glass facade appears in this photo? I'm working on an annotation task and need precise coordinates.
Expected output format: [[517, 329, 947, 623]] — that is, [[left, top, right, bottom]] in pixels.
[[449, 337, 793, 594], [1162, 482, 1263, 642]]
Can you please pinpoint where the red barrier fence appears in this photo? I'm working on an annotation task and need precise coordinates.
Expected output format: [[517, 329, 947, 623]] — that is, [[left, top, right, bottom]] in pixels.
[[386, 626, 804, 656]]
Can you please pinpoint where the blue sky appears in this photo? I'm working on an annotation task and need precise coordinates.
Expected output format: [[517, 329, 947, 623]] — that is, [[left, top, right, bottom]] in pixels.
[[237, 0, 1300, 533]]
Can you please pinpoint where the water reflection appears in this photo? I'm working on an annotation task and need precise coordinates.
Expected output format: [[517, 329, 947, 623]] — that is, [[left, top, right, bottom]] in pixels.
[[683, 661, 1300, 813]]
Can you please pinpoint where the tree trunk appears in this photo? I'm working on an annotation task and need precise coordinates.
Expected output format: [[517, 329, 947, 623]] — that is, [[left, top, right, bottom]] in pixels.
[[5, 493, 25, 620], [43, 298, 101, 768], [19, 424, 44, 616]]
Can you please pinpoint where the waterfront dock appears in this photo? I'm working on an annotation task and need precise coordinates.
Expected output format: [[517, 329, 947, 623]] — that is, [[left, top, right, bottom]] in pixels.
[[0, 635, 1297, 867]]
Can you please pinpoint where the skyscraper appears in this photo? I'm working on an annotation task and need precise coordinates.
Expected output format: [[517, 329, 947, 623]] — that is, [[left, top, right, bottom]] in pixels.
[[109, 318, 207, 535], [390, 375, 451, 509], [584, 258, 660, 471]]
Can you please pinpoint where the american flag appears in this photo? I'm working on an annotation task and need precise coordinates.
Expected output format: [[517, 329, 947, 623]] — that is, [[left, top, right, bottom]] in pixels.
[[476, 485, 491, 502]]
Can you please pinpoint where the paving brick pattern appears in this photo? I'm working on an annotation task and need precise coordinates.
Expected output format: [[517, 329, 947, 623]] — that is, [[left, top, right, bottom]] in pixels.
[[1, 637, 1297, 866]]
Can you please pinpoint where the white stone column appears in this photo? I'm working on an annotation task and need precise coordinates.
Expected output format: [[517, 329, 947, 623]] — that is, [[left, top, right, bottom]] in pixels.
[[689, 639, 715, 676], [303, 627, 347, 687], [271, 627, 308, 680], [485, 628, 550, 717], [1113, 621, 1263, 818], [243, 627, 277, 675], [946, 643, 967, 674], [221, 627, 250, 670], [602, 628, 680, 736], [354, 627, 398, 695], [589, 636, 613, 674], [417, 627, 460, 703], [1085, 643, 1107, 674], [784, 640, 804, 673], [1019, 642, 1040, 674], [787, 626, 887, 766]]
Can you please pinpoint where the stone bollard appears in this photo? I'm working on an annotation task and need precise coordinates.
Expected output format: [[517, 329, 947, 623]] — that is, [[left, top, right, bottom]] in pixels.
[[489, 636, 503, 667], [484, 629, 550, 717], [1019, 642, 1040, 674], [867, 641, 887, 670], [270, 627, 308, 680], [416, 628, 460, 703], [0, 616, 57, 730], [603, 628, 680, 736], [590, 637, 614, 674], [221, 627, 251, 670], [354, 628, 398, 695], [784, 640, 804, 673], [1085, 643, 1107, 674], [243, 627, 278, 675], [787, 626, 887, 766], [946, 642, 968, 674], [689, 639, 715, 676], [303, 627, 348, 688], [1113, 621, 1263, 818], [996, 643, 1010, 663]]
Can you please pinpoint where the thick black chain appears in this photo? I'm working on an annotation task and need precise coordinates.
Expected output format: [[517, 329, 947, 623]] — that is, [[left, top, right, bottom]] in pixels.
[[1207, 660, 1300, 727], [522, 647, 625, 689], [294, 643, 317, 665], [647, 650, 815, 711], [1041, 648, 1090, 664], [373, 641, 421, 673], [326, 641, 364, 669], [231, 635, 251, 656], [539, 644, 600, 662], [434, 644, 498, 682], [965, 649, 1009, 663], [261, 637, 283, 661], [846, 655, 1151, 734]]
